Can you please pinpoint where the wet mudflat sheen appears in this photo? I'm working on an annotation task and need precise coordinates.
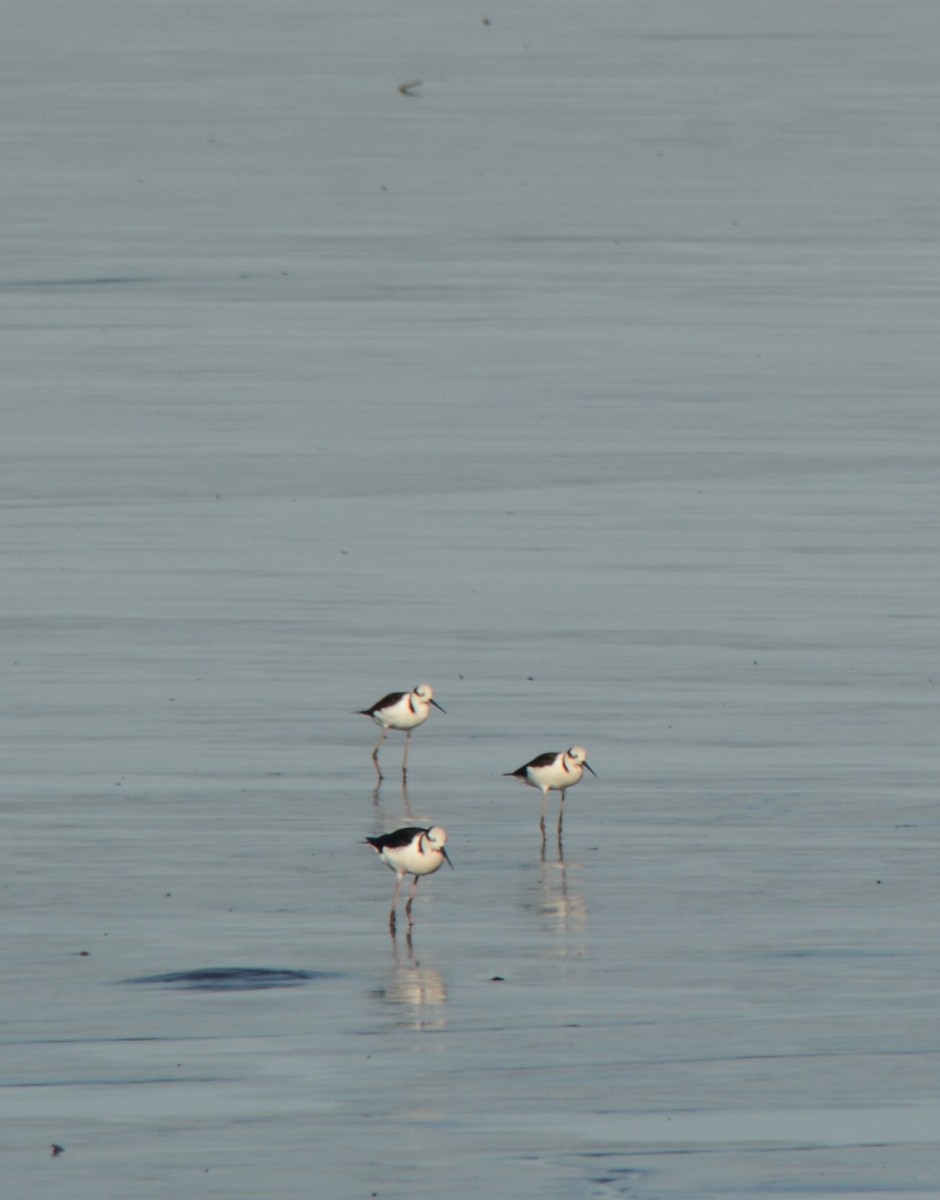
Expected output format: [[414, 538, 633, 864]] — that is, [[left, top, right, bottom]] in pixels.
[[3, 1, 940, 1196]]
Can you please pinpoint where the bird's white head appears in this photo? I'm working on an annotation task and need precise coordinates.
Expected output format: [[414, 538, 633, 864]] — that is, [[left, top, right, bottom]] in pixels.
[[567, 746, 597, 777], [424, 826, 454, 868], [414, 683, 446, 713]]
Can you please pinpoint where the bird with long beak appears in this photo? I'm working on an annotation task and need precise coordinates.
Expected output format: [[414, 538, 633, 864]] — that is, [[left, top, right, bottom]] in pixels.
[[364, 825, 453, 931], [357, 684, 445, 781], [504, 746, 597, 837]]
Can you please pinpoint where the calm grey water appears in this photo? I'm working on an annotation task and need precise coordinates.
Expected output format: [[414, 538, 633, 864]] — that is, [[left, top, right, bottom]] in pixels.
[[4, 1, 940, 1196]]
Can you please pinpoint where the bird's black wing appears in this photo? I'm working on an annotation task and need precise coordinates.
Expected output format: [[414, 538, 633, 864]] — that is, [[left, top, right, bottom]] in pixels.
[[360, 690, 406, 716], [365, 826, 429, 851], [523, 751, 559, 770]]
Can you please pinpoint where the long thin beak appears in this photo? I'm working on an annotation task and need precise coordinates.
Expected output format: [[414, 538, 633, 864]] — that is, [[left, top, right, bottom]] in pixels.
[[431, 699, 447, 714], [584, 762, 598, 777], [442, 848, 454, 869]]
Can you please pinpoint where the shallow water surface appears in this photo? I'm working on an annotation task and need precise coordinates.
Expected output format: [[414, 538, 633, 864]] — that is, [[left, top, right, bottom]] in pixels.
[[4, 0, 940, 1197]]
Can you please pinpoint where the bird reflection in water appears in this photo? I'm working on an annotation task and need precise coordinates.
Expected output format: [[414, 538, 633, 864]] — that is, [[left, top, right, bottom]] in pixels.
[[537, 839, 588, 939], [372, 777, 415, 824], [374, 932, 447, 1030]]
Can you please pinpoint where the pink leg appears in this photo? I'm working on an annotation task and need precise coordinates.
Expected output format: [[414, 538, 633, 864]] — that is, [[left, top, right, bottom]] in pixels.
[[371, 729, 387, 780], [405, 876, 419, 926], [401, 730, 412, 779], [389, 873, 403, 930]]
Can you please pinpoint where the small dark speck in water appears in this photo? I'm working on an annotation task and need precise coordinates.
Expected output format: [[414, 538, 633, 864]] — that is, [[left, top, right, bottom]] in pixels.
[[490, 976, 505, 982], [50, 1144, 64, 1158], [123, 967, 338, 992]]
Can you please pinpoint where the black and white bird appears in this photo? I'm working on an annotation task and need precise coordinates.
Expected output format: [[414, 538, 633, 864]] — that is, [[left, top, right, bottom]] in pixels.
[[504, 746, 597, 836], [364, 825, 453, 930], [357, 684, 445, 781]]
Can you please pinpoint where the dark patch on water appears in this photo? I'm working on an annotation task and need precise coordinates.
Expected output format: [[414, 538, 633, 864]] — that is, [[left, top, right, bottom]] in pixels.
[[548, 1154, 651, 1196], [750, 948, 918, 961], [0, 276, 162, 289], [123, 967, 336, 992]]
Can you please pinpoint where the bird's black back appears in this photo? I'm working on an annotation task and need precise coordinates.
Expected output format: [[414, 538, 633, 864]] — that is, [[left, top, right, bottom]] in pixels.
[[359, 690, 407, 716], [507, 751, 559, 775], [365, 826, 429, 851]]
